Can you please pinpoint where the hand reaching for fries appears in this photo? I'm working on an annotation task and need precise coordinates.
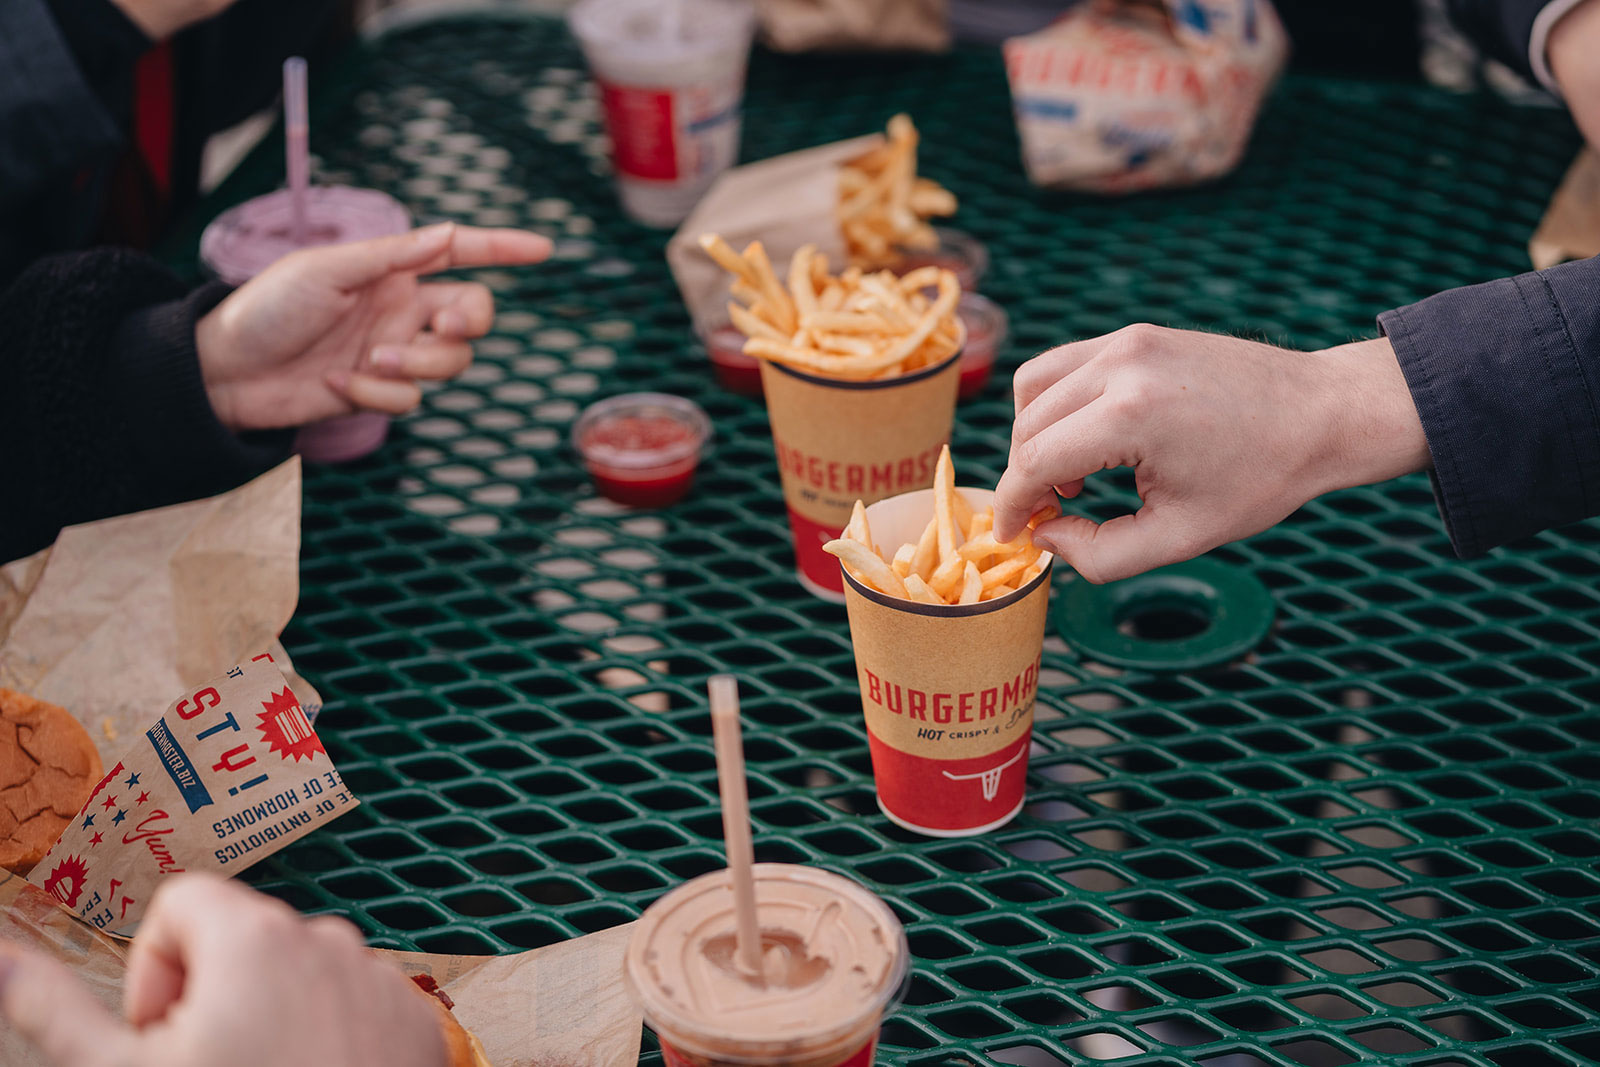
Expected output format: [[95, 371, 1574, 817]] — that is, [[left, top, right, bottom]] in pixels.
[[838, 114, 957, 269], [825, 447, 1055, 606], [700, 233, 962, 380]]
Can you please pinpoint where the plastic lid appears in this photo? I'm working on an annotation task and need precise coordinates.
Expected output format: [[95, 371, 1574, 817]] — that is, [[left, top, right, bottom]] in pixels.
[[568, 0, 756, 59], [572, 392, 712, 471], [957, 292, 1009, 365]]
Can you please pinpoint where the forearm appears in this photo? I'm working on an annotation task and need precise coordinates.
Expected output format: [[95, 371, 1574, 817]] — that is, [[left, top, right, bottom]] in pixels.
[[1549, 0, 1600, 150], [0, 252, 290, 563]]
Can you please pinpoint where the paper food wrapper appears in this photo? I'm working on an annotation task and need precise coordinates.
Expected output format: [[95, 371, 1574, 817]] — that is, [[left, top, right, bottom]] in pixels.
[[757, 0, 949, 53], [841, 488, 1051, 837], [0, 875, 641, 1067], [0, 459, 321, 767], [27, 655, 354, 936], [1529, 148, 1600, 270], [381, 923, 642, 1067], [666, 135, 881, 332], [760, 354, 959, 599], [1004, 0, 1288, 192]]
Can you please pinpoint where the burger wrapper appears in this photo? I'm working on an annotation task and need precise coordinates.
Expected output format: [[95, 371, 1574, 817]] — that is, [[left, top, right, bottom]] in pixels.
[[841, 488, 1051, 836], [757, 0, 949, 53], [1529, 148, 1600, 270], [0, 874, 640, 1067], [1004, 0, 1288, 192], [666, 135, 881, 332], [761, 355, 959, 598], [381, 922, 642, 1067], [0, 459, 321, 767], [26, 655, 355, 936]]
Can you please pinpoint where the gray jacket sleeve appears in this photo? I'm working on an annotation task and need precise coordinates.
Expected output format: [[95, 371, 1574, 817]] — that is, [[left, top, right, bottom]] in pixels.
[[0, 0, 126, 209], [1379, 255, 1600, 556]]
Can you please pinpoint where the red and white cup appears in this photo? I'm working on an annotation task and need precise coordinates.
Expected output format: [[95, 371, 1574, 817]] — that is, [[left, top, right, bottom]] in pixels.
[[569, 0, 756, 227], [838, 487, 1053, 836]]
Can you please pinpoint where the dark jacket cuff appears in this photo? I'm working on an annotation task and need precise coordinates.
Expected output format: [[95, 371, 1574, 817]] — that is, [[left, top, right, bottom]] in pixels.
[[1379, 256, 1600, 557], [106, 282, 294, 503]]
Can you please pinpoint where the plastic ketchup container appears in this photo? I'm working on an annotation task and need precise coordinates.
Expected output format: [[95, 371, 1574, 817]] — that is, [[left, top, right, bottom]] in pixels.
[[895, 227, 989, 292], [574, 393, 711, 508], [955, 293, 1009, 401], [701, 323, 764, 396]]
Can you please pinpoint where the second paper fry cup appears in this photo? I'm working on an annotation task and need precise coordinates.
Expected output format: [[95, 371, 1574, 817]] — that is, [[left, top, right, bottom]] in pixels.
[[761, 352, 960, 601], [840, 488, 1052, 837]]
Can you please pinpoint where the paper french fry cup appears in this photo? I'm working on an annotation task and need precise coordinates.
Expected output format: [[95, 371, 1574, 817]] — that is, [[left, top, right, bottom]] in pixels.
[[761, 348, 960, 601], [666, 135, 882, 332], [840, 488, 1051, 837], [28, 654, 356, 935]]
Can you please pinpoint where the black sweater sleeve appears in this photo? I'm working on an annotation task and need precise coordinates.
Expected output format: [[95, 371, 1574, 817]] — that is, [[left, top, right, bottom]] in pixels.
[[1444, 0, 1585, 88], [0, 249, 292, 564], [1379, 254, 1600, 557]]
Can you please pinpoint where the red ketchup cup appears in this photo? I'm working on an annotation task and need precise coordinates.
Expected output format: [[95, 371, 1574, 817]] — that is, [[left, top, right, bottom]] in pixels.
[[955, 293, 1009, 401], [895, 227, 989, 293], [700, 322, 764, 396], [573, 393, 711, 508]]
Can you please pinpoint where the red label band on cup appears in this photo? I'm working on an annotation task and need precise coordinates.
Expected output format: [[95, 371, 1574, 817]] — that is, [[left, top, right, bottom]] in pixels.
[[660, 1034, 879, 1067], [867, 729, 1030, 834], [787, 507, 845, 595], [598, 81, 679, 180]]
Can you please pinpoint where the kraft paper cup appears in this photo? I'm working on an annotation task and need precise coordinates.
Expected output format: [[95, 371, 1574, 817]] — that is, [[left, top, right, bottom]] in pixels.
[[759, 347, 961, 602], [840, 487, 1052, 837]]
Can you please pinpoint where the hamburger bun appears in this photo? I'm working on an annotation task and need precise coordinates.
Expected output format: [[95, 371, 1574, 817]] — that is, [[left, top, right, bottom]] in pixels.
[[410, 974, 493, 1067], [0, 689, 104, 875]]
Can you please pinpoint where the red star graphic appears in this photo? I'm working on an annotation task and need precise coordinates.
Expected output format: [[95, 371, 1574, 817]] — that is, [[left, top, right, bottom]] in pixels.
[[101, 795, 117, 811], [89, 832, 104, 847], [136, 791, 150, 805]]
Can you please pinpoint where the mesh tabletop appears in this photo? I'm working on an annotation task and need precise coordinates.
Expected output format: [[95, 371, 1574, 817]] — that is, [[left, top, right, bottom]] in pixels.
[[169, 16, 1600, 1067]]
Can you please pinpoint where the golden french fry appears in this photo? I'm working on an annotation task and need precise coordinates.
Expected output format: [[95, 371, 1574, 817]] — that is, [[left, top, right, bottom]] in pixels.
[[892, 543, 916, 579], [787, 243, 819, 319], [933, 444, 959, 559], [897, 266, 943, 293], [727, 302, 786, 344], [909, 516, 938, 580], [844, 499, 872, 548], [824, 538, 909, 599], [980, 583, 1015, 601], [979, 547, 1041, 592], [928, 552, 966, 601], [952, 486, 975, 534], [958, 561, 982, 605], [966, 504, 992, 540], [700, 233, 756, 281], [902, 573, 946, 606]]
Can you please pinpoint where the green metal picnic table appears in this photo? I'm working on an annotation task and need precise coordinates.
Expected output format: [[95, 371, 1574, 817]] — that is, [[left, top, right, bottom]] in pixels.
[[170, 14, 1600, 1066]]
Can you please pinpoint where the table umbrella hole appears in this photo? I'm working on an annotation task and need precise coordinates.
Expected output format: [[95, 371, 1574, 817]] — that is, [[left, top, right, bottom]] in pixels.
[[1114, 596, 1214, 642]]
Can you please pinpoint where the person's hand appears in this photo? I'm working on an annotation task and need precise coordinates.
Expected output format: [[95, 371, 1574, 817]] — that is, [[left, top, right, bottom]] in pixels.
[[993, 325, 1432, 584], [0, 874, 447, 1067], [195, 222, 552, 432], [110, 0, 239, 39]]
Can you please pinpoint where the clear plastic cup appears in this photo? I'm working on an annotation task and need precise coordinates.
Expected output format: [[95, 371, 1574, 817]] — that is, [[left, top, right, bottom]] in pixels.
[[573, 392, 712, 508], [625, 864, 909, 1067], [955, 293, 1009, 401], [700, 321, 764, 396], [895, 227, 989, 292], [569, 0, 756, 227], [199, 185, 412, 463]]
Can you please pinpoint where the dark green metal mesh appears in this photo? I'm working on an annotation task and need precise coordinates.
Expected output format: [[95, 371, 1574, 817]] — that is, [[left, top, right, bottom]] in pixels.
[[170, 16, 1600, 1066]]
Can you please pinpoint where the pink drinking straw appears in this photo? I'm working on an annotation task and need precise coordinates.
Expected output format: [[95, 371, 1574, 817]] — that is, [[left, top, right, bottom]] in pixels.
[[283, 57, 310, 246]]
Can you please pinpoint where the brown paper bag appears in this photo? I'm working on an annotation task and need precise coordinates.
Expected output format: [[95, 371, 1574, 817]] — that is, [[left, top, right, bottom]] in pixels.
[[1005, 0, 1288, 192], [666, 135, 881, 332], [28, 655, 355, 935], [1529, 148, 1600, 269], [0, 459, 321, 766], [757, 0, 950, 53]]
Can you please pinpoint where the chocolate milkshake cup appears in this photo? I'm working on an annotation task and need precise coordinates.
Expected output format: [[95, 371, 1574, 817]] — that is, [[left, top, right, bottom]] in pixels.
[[625, 863, 908, 1067], [200, 185, 412, 463], [760, 345, 960, 602], [840, 487, 1053, 837]]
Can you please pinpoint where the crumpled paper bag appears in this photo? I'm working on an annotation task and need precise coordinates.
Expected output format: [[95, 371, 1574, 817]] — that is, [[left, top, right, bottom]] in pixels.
[[1, 868, 643, 1067], [1529, 148, 1600, 269], [0, 459, 320, 767], [758, 0, 949, 53], [667, 134, 881, 332], [1004, 0, 1288, 192]]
